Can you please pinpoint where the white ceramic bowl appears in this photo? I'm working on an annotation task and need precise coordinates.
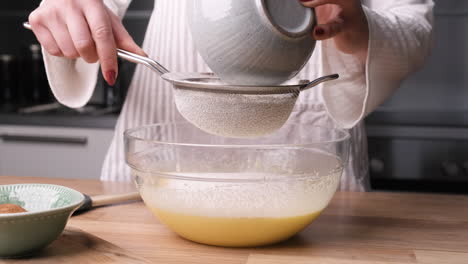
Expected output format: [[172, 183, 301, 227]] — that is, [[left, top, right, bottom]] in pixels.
[[188, 0, 316, 86]]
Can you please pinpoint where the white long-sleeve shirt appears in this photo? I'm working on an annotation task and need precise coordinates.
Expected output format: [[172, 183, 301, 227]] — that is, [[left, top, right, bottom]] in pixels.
[[41, 0, 434, 191]]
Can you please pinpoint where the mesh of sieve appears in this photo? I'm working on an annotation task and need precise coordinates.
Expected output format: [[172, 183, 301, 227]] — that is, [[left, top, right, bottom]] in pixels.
[[161, 72, 338, 138], [173, 87, 299, 138]]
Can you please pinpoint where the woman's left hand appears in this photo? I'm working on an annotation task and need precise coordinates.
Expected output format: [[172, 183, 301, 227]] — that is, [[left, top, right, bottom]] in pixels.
[[300, 0, 369, 63]]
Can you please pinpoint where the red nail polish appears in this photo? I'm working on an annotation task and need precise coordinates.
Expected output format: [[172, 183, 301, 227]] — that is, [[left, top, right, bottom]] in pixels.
[[105, 70, 117, 86], [315, 27, 325, 36]]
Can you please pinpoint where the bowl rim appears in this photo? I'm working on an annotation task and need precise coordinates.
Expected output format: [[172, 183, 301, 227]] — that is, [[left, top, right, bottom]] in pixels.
[[0, 184, 85, 219], [125, 123, 350, 183], [127, 160, 345, 183], [124, 122, 351, 148], [256, 0, 317, 39]]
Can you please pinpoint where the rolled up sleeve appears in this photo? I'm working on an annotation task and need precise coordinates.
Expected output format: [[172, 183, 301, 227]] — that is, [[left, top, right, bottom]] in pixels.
[[41, 0, 132, 108], [321, 0, 434, 128]]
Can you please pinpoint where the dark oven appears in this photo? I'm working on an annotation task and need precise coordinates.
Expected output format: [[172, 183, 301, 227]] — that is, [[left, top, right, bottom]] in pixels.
[[366, 0, 468, 194], [367, 119, 468, 194]]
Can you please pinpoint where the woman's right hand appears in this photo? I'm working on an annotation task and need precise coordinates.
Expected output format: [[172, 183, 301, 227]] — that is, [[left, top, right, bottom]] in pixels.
[[28, 0, 146, 85]]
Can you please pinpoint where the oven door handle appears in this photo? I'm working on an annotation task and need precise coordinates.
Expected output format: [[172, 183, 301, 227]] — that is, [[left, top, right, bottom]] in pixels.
[[367, 126, 468, 140], [0, 134, 88, 145]]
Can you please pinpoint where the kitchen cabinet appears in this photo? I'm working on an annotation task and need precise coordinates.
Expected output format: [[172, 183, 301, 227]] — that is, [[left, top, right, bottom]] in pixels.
[[0, 125, 114, 179]]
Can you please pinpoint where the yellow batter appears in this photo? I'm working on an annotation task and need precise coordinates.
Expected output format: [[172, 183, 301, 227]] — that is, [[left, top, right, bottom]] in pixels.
[[137, 154, 342, 248], [150, 207, 322, 247]]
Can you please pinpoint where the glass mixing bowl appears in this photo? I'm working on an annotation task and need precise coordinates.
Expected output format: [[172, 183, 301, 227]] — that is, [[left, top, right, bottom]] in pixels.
[[125, 122, 350, 247]]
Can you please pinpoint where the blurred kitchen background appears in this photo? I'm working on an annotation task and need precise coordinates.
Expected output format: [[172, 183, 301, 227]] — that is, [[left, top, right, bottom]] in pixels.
[[1, 1, 467, 194], [0, 0, 152, 181]]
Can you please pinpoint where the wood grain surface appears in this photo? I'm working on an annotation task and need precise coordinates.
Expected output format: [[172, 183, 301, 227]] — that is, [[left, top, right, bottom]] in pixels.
[[2, 176, 468, 264], [1, 228, 150, 264]]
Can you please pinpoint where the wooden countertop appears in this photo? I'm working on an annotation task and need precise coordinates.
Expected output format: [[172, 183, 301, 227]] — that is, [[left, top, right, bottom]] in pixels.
[[2, 176, 468, 264]]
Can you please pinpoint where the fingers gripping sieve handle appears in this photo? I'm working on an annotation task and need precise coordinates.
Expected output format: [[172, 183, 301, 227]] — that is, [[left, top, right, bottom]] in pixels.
[[23, 22, 170, 75]]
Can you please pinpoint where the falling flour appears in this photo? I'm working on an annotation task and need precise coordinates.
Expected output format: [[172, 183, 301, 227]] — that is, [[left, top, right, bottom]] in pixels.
[[173, 88, 299, 138], [133, 150, 343, 218], [139, 171, 341, 218]]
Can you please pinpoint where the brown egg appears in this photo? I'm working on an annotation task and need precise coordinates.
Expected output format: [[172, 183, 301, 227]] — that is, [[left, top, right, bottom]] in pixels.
[[0, 203, 27, 214]]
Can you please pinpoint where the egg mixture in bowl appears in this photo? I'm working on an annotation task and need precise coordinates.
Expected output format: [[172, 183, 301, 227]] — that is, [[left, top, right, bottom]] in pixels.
[[125, 122, 349, 247]]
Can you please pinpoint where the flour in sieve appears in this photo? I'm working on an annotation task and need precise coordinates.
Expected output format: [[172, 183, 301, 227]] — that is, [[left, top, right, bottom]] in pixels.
[[173, 88, 298, 138]]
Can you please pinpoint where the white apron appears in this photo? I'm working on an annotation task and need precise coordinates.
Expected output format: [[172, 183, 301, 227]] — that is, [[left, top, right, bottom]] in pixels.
[[101, 1, 370, 191]]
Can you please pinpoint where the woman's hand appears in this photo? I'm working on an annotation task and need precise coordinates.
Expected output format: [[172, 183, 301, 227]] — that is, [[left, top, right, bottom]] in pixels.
[[300, 0, 369, 64], [28, 0, 145, 85]]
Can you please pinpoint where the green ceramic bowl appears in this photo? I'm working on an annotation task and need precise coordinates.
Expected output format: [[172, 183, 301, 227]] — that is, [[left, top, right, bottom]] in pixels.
[[0, 184, 84, 258]]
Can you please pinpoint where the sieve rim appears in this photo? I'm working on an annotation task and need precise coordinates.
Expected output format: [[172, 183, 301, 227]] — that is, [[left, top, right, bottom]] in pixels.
[[161, 72, 311, 94]]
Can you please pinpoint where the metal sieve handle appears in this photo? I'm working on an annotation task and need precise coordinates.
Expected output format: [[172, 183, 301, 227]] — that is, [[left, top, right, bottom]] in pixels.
[[300, 74, 339, 91]]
